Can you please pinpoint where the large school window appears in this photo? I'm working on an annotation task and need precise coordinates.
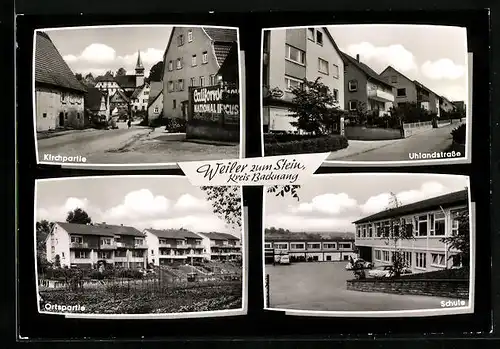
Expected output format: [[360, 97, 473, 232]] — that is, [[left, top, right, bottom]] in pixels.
[[285, 44, 305, 65], [432, 211, 446, 236], [431, 253, 446, 267], [264, 243, 272, 249], [362, 226, 367, 238], [403, 251, 412, 267], [368, 225, 373, 237], [290, 243, 305, 249], [375, 222, 381, 237], [356, 227, 361, 238], [307, 243, 321, 249], [339, 243, 351, 249], [382, 250, 390, 262], [323, 243, 336, 249], [417, 215, 428, 236], [415, 252, 427, 269], [274, 243, 288, 250]]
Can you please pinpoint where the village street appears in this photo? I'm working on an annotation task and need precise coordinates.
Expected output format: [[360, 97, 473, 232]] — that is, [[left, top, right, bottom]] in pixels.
[[327, 123, 464, 162], [37, 123, 239, 164]]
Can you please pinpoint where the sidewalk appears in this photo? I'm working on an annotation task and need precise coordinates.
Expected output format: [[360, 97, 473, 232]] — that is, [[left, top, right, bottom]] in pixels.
[[37, 128, 95, 140], [328, 138, 401, 160]]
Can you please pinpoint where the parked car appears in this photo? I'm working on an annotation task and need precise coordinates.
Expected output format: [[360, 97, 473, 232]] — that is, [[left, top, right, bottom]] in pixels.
[[345, 258, 373, 270], [368, 265, 412, 278], [279, 255, 290, 265]]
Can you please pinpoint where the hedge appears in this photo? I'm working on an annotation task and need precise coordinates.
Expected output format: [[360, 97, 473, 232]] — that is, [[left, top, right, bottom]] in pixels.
[[264, 133, 323, 144], [451, 124, 466, 144], [264, 134, 348, 156], [399, 266, 469, 280]]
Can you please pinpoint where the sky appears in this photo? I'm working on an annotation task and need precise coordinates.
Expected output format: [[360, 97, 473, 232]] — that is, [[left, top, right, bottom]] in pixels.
[[36, 176, 241, 237], [41, 26, 173, 77], [265, 174, 469, 233], [326, 24, 468, 102]]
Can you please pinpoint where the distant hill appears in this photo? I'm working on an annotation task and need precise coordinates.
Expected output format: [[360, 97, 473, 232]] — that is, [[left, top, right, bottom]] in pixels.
[[264, 228, 354, 241]]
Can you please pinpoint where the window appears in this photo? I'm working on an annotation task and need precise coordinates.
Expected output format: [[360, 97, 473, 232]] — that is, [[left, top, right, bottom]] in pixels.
[[132, 250, 144, 257], [403, 251, 412, 267], [173, 100, 176, 109], [417, 215, 428, 236], [177, 34, 184, 46], [191, 54, 197, 66], [202, 51, 208, 64], [333, 89, 339, 101], [43, 113, 47, 118], [368, 225, 373, 238], [307, 243, 321, 249], [323, 243, 336, 249], [375, 223, 381, 237], [348, 100, 357, 110], [274, 243, 288, 250], [307, 28, 315, 41], [339, 243, 351, 249], [154, 107, 159, 113], [375, 250, 382, 260], [332, 64, 339, 78], [76, 251, 89, 259], [168, 60, 173, 71], [178, 79, 184, 91], [209, 74, 216, 86], [176, 58, 183, 70], [362, 227, 366, 238], [356, 227, 361, 238], [71, 236, 83, 244], [451, 210, 465, 236], [431, 253, 446, 267], [98, 251, 112, 259], [200, 76, 206, 87], [285, 44, 305, 65], [264, 243, 272, 249], [316, 30, 323, 45], [382, 250, 390, 262], [188, 30, 193, 42], [284, 76, 303, 91], [326, 255, 332, 261], [452, 254, 463, 267], [415, 252, 427, 269], [397, 88, 406, 97], [188, 77, 195, 87], [391, 76, 397, 83], [290, 243, 305, 249], [64, 113, 68, 119], [432, 211, 446, 236], [168, 81, 174, 92], [101, 238, 112, 245], [143, 98, 147, 103], [318, 58, 329, 74], [348, 80, 358, 91]]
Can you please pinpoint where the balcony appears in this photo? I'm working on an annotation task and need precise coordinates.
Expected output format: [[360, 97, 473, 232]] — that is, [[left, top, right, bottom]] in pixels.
[[69, 242, 89, 249], [368, 89, 395, 102], [99, 243, 116, 250], [159, 254, 187, 259]]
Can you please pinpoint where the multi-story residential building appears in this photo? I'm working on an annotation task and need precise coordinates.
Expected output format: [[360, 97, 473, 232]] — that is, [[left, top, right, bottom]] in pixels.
[[264, 233, 356, 262], [452, 101, 466, 114], [130, 82, 150, 112], [262, 27, 345, 133], [44, 222, 148, 269], [341, 52, 395, 116], [353, 190, 469, 274], [35, 31, 87, 132], [439, 95, 456, 113], [380, 66, 440, 116], [161, 27, 238, 120], [197, 232, 242, 261], [144, 228, 204, 266]]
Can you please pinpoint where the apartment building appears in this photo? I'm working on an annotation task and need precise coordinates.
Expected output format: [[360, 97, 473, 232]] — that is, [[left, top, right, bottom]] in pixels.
[[162, 26, 238, 120], [262, 27, 345, 133], [264, 233, 356, 262], [380, 66, 441, 116], [353, 190, 469, 274], [439, 95, 457, 113], [197, 232, 242, 261], [341, 52, 395, 116], [144, 228, 204, 266], [45, 222, 147, 269]]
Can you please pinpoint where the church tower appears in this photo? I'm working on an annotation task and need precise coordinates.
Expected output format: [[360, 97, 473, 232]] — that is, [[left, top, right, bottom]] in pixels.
[[135, 50, 145, 87]]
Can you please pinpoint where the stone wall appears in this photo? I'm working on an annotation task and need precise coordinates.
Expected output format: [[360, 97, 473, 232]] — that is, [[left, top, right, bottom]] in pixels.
[[186, 123, 239, 143], [346, 278, 469, 299]]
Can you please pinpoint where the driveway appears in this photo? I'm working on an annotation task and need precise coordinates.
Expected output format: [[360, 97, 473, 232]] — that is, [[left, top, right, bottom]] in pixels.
[[37, 124, 239, 164], [328, 123, 464, 162], [266, 262, 468, 312]]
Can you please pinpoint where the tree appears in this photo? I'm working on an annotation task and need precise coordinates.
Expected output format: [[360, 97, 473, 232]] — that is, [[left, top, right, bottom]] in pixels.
[[66, 208, 92, 225], [148, 61, 164, 82], [440, 208, 470, 267], [116, 67, 127, 76], [75, 73, 83, 82], [36, 220, 54, 266], [200, 186, 242, 229], [288, 77, 344, 135], [104, 70, 114, 78], [378, 192, 415, 278], [267, 185, 300, 201], [84, 73, 96, 87]]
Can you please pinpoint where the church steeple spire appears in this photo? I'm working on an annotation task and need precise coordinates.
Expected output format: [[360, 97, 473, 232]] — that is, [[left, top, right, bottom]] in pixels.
[[135, 50, 144, 70], [135, 50, 145, 87]]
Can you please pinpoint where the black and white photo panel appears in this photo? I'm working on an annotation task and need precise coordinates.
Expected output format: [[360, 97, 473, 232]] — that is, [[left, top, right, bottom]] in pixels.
[[33, 25, 243, 168], [263, 173, 474, 317], [35, 176, 247, 319], [261, 25, 471, 166]]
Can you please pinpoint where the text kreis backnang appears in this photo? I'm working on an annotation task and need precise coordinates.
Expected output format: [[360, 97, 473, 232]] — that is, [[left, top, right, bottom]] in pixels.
[[196, 158, 306, 183]]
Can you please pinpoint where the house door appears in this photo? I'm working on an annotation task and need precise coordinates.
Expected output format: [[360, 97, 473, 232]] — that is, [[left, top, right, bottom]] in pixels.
[[58, 112, 65, 127]]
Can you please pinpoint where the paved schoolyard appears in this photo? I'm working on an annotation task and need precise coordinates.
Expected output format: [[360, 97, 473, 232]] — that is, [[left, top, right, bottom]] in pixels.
[[266, 262, 468, 312]]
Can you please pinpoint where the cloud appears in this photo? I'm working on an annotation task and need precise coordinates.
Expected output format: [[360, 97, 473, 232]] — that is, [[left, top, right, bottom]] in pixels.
[[37, 197, 98, 222], [145, 215, 230, 234], [173, 194, 210, 211], [105, 189, 170, 221], [266, 213, 356, 233], [360, 181, 448, 214], [344, 42, 418, 73], [289, 193, 357, 215], [421, 59, 465, 80], [63, 44, 163, 76], [436, 84, 467, 102]]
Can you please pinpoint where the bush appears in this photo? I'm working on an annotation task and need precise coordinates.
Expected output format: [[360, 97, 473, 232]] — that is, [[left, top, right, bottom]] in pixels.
[[264, 134, 348, 156], [165, 117, 186, 133], [451, 124, 466, 144]]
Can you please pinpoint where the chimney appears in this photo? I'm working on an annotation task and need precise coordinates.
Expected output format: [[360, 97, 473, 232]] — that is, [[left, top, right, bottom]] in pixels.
[[356, 54, 360, 62]]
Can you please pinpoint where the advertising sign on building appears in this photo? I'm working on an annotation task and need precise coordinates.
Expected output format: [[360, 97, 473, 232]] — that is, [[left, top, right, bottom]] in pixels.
[[190, 85, 240, 125]]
